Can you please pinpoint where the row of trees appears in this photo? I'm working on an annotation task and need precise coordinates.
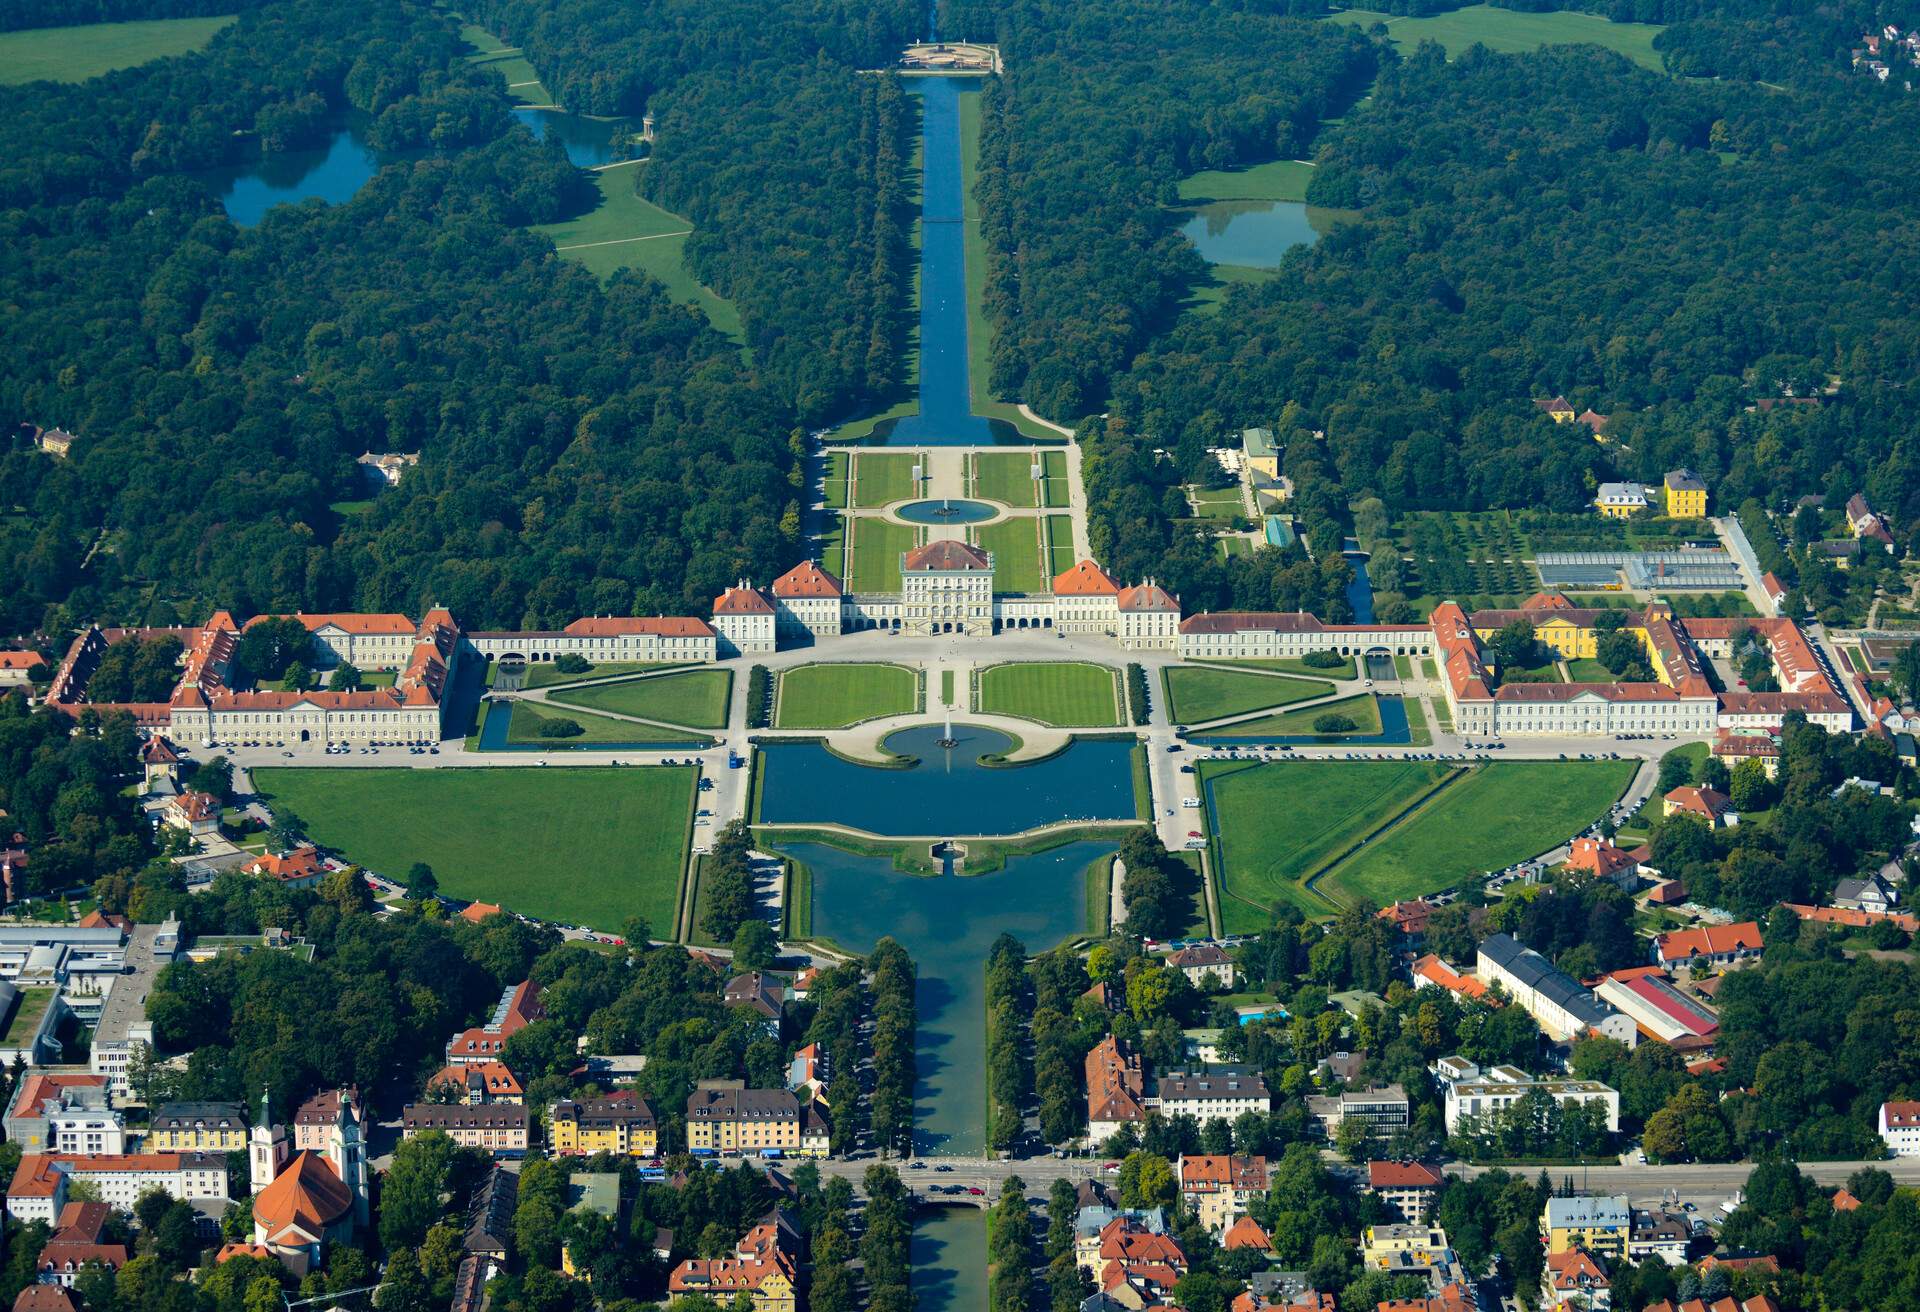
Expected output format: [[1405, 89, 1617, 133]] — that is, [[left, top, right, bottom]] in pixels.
[[985, 932, 1029, 1153], [867, 937, 916, 1154]]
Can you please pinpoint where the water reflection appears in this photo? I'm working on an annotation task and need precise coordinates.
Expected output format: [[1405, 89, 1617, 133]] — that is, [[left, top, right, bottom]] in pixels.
[[511, 107, 628, 167], [1179, 200, 1346, 268]]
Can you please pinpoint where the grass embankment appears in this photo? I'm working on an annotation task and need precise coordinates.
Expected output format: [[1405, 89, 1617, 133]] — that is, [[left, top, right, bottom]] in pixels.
[[534, 169, 743, 342], [1205, 655, 1357, 680], [0, 16, 234, 85], [550, 669, 733, 729], [976, 662, 1122, 727], [504, 701, 709, 745], [1205, 693, 1383, 738], [1324, 4, 1666, 72], [252, 766, 696, 931], [523, 661, 665, 690], [1162, 666, 1332, 723], [775, 663, 920, 729]]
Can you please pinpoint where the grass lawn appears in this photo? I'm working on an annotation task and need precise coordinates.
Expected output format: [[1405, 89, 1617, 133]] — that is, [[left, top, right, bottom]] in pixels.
[[1325, 5, 1666, 72], [1322, 760, 1636, 906], [854, 452, 921, 507], [1177, 159, 1314, 203], [0, 988, 54, 1045], [1163, 666, 1332, 724], [974, 452, 1041, 506], [1189, 487, 1246, 522], [523, 661, 664, 690], [823, 451, 851, 510], [1185, 263, 1280, 317], [1565, 658, 1615, 683], [0, 16, 234, 85], [977, 662, 1121, 727], [252, 766, 696, 931], [1207, 655, 1357, 680], [505, 701, 707, 745], [1203, 759, 1454, 927], [956, 86, 1077, 441], [1044, 514, 1076, 577], [549, 669, 733, 729], [1430, 696, 1453, 730], [975, 518, 1046, 594], [847, 517, 916, 593], [534, 169, 742, 342], [1207, 693, 1382, 738], [776, 662, 918, 728]]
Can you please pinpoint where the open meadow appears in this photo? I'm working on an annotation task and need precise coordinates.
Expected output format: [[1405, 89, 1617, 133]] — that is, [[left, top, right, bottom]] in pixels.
[[0, 16, 234, 85]]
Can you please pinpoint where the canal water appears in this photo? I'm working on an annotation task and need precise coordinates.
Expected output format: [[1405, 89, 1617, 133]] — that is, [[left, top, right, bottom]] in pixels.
[[913, 1208, 987, 1312], [756, 724, 1136, 835], [1178, 199, 1342, 267], [791, 836, 1109, 1154]]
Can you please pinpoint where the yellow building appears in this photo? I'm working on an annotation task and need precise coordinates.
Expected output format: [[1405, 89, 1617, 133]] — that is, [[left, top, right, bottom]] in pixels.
[[1470, 597, 1602, 660], [1242, 428, 1280, 482], [1663, 469, 1709, 518], [548, 1097, 658, 1158], [1541, 1196, 1629, 1260], [1535, 396, 1576, 423], [684, 1082, 830, 1158], [1594, 482, 1648, 518], [147, 1102, 249, 1153], [1361, 1223, 1451, 1273]]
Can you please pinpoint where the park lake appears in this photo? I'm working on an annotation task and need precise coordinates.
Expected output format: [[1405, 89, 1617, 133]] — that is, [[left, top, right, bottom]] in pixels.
[[1178, 199, 1349, 268]]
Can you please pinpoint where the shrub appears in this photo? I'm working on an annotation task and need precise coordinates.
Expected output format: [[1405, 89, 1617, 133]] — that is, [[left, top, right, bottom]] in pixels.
[[553, 654, 592, 674], [537, 717, 584, 738], [1125, 663, 1149, 725], [746, 665, 772, 729], [1312, 713, 1356, 734], [1302, 649, 1345, 669]]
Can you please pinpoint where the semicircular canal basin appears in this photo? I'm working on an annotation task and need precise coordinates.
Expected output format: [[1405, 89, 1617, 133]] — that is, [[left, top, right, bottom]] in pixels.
[[756, 723, 1137, 835], [893, 498, 1000, 525]]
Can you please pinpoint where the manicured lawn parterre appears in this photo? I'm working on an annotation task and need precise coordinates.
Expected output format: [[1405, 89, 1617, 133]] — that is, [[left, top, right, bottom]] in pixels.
[[0, 16, 235, 86], [847, 517, 917, 592], [1324, 5, 1666, 72], [974, 451, 1042, 506], [1564, 658, 1615, 683], [977, 662, 1121, 727], [252, 766, 697, 931], [1162, 666, 1333, 724], [1203, 759, 1453, 927], [1207, 693, 1383, 738], [1177, 158, 1315, 203], [854, 452, 921, 507], [776, 662, 919, 728], [549, 668, 733, 729], [1189, 487, 1246, 522], [975, 517, 1046, 594], [533, 169, 742, 342], [505, 701, 707, 745], [1321, 760, 1636, 907], [1044, 514, 1076, 577]]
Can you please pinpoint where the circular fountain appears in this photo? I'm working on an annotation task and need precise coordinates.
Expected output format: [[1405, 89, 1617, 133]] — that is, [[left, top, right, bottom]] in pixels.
[[894, 498, 999, 525]]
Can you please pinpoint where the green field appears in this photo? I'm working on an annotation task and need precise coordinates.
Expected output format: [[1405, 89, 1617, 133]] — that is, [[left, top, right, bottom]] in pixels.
[[1206, 693, 1383, 738], [956, 86, 1076, 441], [977, 662, 1121, 727], [549, 669, 732, 729], [1204, 759, 1454, 926], [974, 452, 1042, 506], [1325, 5, 1666, 72], [1177, 159, 1315, 203], [1564, 658, 1613, 683], [505, 701, 707, 745], [1185, 262, 1281, 316], [1162, 666, 1333, 724], [0, 16, 234, 85], [975, 518, 1046, 594], [1321, 761, 1636, 906], [253, 767, 696, 931], [534, 169, 742, 342], [823, 452, 851, 510], [853, 452, 921, 507], [523, 661, 664, 690], [776, 662, 919, 728], [1044, 514, 1076, 577], [0, 988, 54, 1046], [1208, 655, 1357, 680], [1189, 487, 1247, 522], [847, 517, 916, 592]]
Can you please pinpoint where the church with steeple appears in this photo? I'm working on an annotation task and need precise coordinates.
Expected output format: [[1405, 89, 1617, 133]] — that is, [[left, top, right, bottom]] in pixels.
[[247, 1087, 368, 1274]]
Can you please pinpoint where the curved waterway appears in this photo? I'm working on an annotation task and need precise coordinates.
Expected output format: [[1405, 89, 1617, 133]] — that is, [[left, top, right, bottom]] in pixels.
[[756, 724, 1136, 835], [790, 836, 1110, 1153]]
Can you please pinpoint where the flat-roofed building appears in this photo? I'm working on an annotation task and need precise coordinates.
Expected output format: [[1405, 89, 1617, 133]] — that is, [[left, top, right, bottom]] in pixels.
[[1542, 1195, 1630, 1261], [1445, 1069, 1619, 1135]]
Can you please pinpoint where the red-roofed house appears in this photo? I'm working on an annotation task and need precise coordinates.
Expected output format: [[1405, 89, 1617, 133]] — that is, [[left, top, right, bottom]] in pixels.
[[1177, 1154, 1268, 1233], [459, 901, 504, 924], [1663, 787, 1736, 828], [1566, 838, 1640, 886], [428, 1062, 524, 1105], [1652, 923, 1763, 973], [1221, 1215, 1272, 1252], [1880, 1099, 1920, 1156], [1379, 900, 1434, 935], [1086, 1035, 1146, 1142], [161, 791, 221, 837], [1367, 1160, 1445, 1222], [447, 981, 545, 1065], [37, 1200, 129, 1286], [243, 845, 326, 889], [1411, 954, 1491, 1003], [0, 652, 46, 688], [1541, 1247, 1609, 1310]]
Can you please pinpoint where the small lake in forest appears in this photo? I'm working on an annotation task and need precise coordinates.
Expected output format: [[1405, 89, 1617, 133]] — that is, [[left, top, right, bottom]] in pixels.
[[756, 723, 1137, 835], [197, 121, 395, 226], [511, 107, 629, 167], [789, 837, 1108, 1153], [1178, 200, 1350, 268]]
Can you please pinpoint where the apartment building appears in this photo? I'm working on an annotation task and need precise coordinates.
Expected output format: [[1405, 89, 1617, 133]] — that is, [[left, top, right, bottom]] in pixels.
[[1542, 1196, 1630, 1261], [1176, 1155, 1269, 1235], [401, 1105, 530, 1158], [148, 1101, 248, 1152], [685, 1082, 830, 1158], [1443, 1064, 1620, 1135], [1154, 1067, 1272, 1124], [549, 1097, 659, 1158], [7, 1153, 229, 1222]]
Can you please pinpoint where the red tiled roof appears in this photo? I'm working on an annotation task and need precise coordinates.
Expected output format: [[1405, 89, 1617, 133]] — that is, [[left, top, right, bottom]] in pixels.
[[253, 1151, 352, 1244], [1884, 1100, 1920, 1129], [770, 561, 844, 599], [1411, 953, 1491, 1001], [0, 652, 45, 672], [1368, 1160, 1444, 1189], [1664, 786, 1734, 820], [1654, 922, 1763, 963], [1221, 1215, 1271, 1251], [562, 616, 715, 636], [902, 540, 991, 572], [244, 845, 325, 883], [712, 586, 774, 616], [459, 902, 504, 923], [1053, 559, 1120, 596], [1118, 582, 1180, 613]]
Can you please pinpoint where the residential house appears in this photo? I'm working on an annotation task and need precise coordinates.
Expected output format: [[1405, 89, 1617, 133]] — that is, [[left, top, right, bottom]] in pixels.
[[1594, 484, 1648, 518], [427, 1062, 524, 1105], [1478, 933, 1637, 1044], [1643, 1299, 1782, 1312], [1176, 1154, 1269, 1235], [549, 1096, 658, 1158], [401, 1105, 529, 1157], [1154, 1067, 1272, 1124], [148, 1102, 248, 1152], [242, 846, 327, 890], [1651, 923, 1764, 973], [723, 973, 785, 1033], [1367, 1161, 1445, 1223], [1566, 838, 1640, 887], [1072, 1206, 1169, 1275], [458, 902, 504, 924], [1444, 1066, 1619, 1135], [667, 1219, 798, 1312], [1846, 493, 1895, 550], [1536, 397, 1576, 423], [1095, 1216, 1188, 1305], [1541, 1196, 1630, 1261], [15, 1286, 78, 1312], [1411, 956, 1490, 1003], [1086, 1035, 1147, 1142], [36, 1201, 128, 1287], [1879, 1100, 1920, 1156], [1663, 787, 1736, 828], [1221, 1215, 1272, 1253], [1833, 872, 1898, 914], [1378, 1286, 1476, 1312], [161, 792, 220, 837], [1378, 900, 1434, 936], [1576, 409, 1610, 438], [447, 980, 545, 1065], [1628, 1209, 1692, 1266], [138, 737, 180, 792], [684, 1081, 828, 1158], [786, 1042, 826, 1098], [291, 1087, 366, 1154], [7, 1153, 229, 1223], [1663, 470, 1709, 518], [1167, 944, 1237, 989], [1231, 1273, 1334, 1312], [0, 652, 45, 688], [1540, 1247, 1610, 1311]]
